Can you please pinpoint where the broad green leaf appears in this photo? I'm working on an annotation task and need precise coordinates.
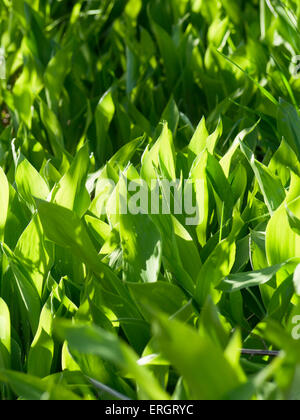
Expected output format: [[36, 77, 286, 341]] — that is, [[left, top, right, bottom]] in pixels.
[[277, 99, 300, 160], [195, 237, 237, 306], [266, 173, 300, 265], [36, 200, 136, 311], [120, 211, 162, 283], [149, 17, 180, 90], [240, 142, 285, 214], [250, 230, 268, 270], [173, 216, 202, 279], [151, 213, 195, 295], [206, 153, 234, 222], [53, 143, 90, 217], [206, 117, 223, 154], [153, 314, 242, 400], [89, 163, 118, 219], [36, 200, 109, 276], [0, 168, 9, 241], [0, 299, 11, 369], [269, 137, 300, 186], [0, 370, 81, 400], [13, 50, 42, 129], [85, 216, 111, 248], [190, 150, 210, 247], [55, 321, 169, 400], [27, 301, 54, 378], [15, 155, 50, 211], [293, 264, 300, 296], [286, 205, 300, 236], [39, 100, 65, 157], [95, 89, 115, 165], [3, 184, 30, 250], [161, 97, 180, 136], [224, 330, 246, 382], [2, 244, 41, 335], [37, 200, 98, 262], [217, 50, 278, 106], [230, 162, 248, 209], [44, 42, 74, 111], [86, 276, 150, 354], [15, 214, 53, 296], [188, 117, 209, 166], [268, 275, 294, 322], [118, 176, 162, 284], [219, 262, 290, 293], [109, 137, 143, 171], [158, 124, 176, 181], [208, 16, 229, 47], [220, 121, 260, 177], [141, 123, 176, 183], [199, 296, 229, 349], [127, 281, 193, 322]]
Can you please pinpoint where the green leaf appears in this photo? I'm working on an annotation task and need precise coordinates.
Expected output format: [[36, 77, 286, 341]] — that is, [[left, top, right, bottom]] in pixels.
[[141, 123, 175, 183], [39, 100, 65, 157], [220, 121, 261, 177], [277, 99, 300, 160], [195, 237, 237, 306], [0, 370, 81, 400], [55, 321, 169, 400], [0, 168, 9, 242], [120, 212, 162, 283], [217, 50, 278, 106], [119, 176, 162, 283], [153, 314, 242, 400], [95, 89, 115, 165], [286, 205, 300, 236], [109, 137, 143, 171], [85, 216, 111, 248], [266, 173, 300, 265], [44, 42, 74, 111], [151, 213, 195, 295], [53, 143, 91, 217], [161, 97, 180, 136], [36, 200, 136, 308], [127, 281, 193, 322], [1, 244, 41, 335], [219, 263, 289, 293], [15, 155, 50, 211], [27, 300, 54, 378], [173, 216, 202, 280], [269, 137, 300, 186], [151, 123, 176, 181], [0, 299, 11, 369], [149, 16, 180, 90], [190, 150, 210, 247], [199, 296, 229, 349], [293, 265, 300, 296], [240, 142, 285, 214], [13, 52, 41, 129], [15, 214, 53, 296], [188, 117, 209, 167], [206, 153, 234, 222]]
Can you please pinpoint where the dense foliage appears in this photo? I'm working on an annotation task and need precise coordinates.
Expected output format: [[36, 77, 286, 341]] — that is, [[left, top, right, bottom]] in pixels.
[[1, 0, 300, 400]]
